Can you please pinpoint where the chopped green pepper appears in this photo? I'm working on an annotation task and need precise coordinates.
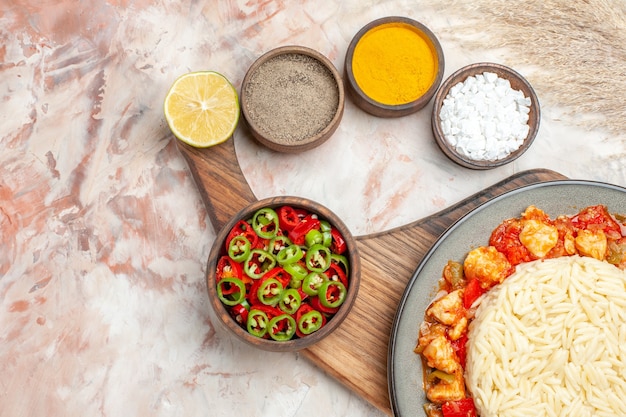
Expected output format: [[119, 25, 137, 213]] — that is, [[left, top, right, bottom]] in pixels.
[[297, 309, 324, 335], [304, 229, 324, 248], [244, 249, 276, 279], [252, 207, 279, 239], [284, 262, 308, 281], [278, 288, 302, 314], [276, 244, 304, 265], [268, 314, 296, 341], [319, 220, 333, 246], [227, 235, 251, 263], [268, 235, 291, 256], [302, 271, 326, 296], [257, 277, 284, 306], [305, 243, 331, 272], [247, 309, 269, 338], [330, 254, 349, 275], [318, 280, 347, 309], [216, 277, 246, 306]]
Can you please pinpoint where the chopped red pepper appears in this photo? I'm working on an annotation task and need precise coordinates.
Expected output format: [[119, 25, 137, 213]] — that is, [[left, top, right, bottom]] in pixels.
[[216, 256, 243, 283], [289, 215, 321, 246], [249, 303, 282, 319], [309, 295, 339, 315], [226, 220, 259, 251], [261, 267, 291, 288], [229, 302, 249, 325], [325, 262, 348, 288], [277, 206, 300, 232], [254, 237, 270, 251], [330, 228, 347, 254], [441, 398, 477, 417]]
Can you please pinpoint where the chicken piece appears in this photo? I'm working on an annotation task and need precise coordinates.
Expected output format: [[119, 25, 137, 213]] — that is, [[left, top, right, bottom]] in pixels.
[[519, 219, 559, 258], [464, 246, 513, 289], [575, 228, 607, 260], [448, 317, 467, 341], [416, 322, 447, 354], [421, 334, 460, 375], [426, 289, 467, 340], [521, 205, 551, 222], [563, 231, 577, 255], [427, 290, 464, 325], [426, 368, 466, 404]]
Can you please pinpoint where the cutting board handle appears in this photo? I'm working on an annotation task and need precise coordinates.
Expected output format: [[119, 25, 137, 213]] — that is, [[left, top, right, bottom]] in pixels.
[[176, 137, 256, 232]]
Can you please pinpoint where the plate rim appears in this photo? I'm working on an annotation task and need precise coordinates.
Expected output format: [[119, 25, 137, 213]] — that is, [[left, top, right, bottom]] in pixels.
[[387, 179, 626, 416]]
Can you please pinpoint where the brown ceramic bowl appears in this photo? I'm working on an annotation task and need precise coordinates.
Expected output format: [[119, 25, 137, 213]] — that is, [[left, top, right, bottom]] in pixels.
[[206, 196, 361, 352], [240, 46, 345, 153], [431, 62, 540, 169], [344, 16, 445, 118]]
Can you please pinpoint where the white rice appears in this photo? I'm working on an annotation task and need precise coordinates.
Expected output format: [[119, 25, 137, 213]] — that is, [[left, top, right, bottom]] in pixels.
[[466, 255, 626, 417]]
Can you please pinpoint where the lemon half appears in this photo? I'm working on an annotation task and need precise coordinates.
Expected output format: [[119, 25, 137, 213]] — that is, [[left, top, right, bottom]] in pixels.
[[164, 71, 240, 148]]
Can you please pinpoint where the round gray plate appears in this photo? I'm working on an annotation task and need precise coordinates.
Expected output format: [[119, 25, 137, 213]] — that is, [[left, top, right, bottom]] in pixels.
[[388, 180, 626, 416]]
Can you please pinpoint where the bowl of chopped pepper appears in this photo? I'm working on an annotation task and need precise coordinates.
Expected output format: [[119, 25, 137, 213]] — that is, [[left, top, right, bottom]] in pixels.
[[206, 196, 361, 352]]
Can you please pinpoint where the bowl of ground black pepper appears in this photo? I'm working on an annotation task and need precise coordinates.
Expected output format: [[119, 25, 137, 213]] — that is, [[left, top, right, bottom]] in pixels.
[[240, 46, 345, 153], [345, 16, 445, 118]]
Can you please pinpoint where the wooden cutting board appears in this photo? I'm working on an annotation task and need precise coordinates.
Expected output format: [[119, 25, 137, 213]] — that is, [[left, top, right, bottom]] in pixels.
[[177, 138, 567, 415]]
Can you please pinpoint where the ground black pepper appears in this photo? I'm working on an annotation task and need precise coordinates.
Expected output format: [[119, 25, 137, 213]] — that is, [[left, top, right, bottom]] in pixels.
[[243, 53, 340, 144]]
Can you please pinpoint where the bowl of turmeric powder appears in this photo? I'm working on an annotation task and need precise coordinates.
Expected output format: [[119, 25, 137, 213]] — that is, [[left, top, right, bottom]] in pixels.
[[344, 16, 445, 118]]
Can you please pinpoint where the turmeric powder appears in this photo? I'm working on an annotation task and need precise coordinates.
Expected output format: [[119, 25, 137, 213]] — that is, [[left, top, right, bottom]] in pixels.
[[352, 22, 437, 106]]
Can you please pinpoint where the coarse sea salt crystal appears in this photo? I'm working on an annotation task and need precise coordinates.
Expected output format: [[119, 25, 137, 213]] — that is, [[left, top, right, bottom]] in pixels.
[[439, 71, 531, 162]]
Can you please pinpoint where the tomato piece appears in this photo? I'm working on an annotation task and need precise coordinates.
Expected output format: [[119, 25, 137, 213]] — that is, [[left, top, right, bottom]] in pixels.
[[463, 278, 485, 309], [489, 218, 533, 265], [571, 204, 623, 239], [441, 398, 477, 417], [450, 334, 468, 369]]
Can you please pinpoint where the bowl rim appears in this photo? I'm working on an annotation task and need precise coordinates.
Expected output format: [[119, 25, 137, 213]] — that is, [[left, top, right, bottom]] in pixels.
[[431, 62, 541, 169], [344, 16, 445, 118], [240, 45, 345, 153], [206, 196, 361, 352]]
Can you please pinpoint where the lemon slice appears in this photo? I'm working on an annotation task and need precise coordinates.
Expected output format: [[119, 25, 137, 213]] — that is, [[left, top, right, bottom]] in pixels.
[[164, 71, 240, 148]]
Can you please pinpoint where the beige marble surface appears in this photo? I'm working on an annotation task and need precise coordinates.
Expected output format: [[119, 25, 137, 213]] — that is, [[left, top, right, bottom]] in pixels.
[[2, 1, 625, 416]]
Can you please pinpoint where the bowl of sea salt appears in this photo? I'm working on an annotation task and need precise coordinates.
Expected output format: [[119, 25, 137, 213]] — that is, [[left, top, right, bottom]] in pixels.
[[431, 62, 540, 169]]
